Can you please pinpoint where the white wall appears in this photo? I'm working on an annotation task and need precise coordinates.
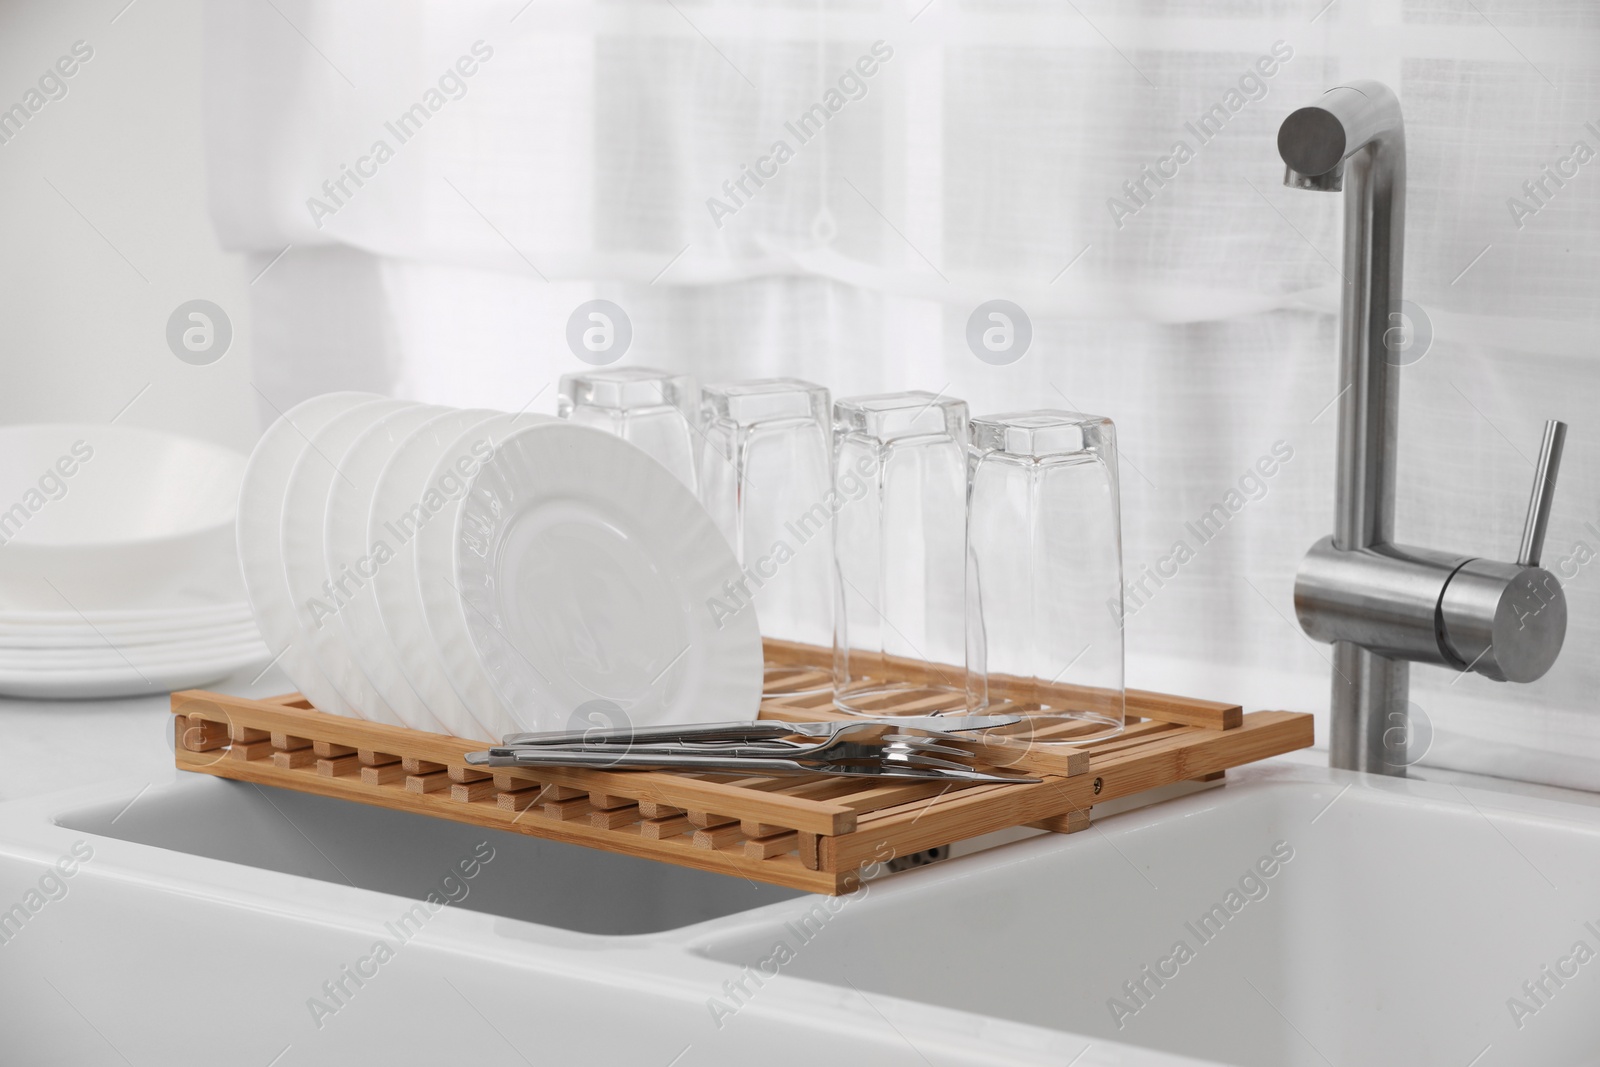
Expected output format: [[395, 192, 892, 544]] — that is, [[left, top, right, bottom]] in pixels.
[[0, 0, 256, 452]]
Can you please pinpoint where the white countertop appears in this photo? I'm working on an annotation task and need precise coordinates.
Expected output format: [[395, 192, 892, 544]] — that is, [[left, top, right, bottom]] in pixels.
[[0, 664, 289, 804]]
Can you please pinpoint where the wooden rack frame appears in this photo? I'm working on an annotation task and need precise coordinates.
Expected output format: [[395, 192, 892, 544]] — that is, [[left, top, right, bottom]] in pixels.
[[170, 655, 1311, 895]]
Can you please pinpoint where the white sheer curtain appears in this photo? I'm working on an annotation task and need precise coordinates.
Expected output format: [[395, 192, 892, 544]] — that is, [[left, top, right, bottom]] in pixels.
[[204, 0, 1600, 789]]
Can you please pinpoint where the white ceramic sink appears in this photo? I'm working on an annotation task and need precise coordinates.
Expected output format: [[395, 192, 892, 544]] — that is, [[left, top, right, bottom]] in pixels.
[[1, 752, 1597, 1065], [698, 760, 1600, 1065]]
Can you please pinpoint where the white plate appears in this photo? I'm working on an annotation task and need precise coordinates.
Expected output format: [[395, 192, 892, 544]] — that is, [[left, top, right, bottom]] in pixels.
[[340, 408, 491, 736], [415, 415, 555, 741], [318, 403, 450, 732], [0, 603, 255, 643], [238, 392, 379, 711], [0, 600, 253, 623], [0, 635, 270, 671], [0, 627, 266, 665], [455, 422, 763, 735], [278, 399, 417, 722], [303, 402, 446, 725], [375, 413, 529, 741], [0, 624, 260, 652], [0, 641, 271, 700]]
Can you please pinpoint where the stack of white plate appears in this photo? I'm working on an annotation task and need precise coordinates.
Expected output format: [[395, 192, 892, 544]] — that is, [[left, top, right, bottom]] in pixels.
[[238, 392, 763, 743], [0, 423, 269, 699], [0, 603, 268, 700]]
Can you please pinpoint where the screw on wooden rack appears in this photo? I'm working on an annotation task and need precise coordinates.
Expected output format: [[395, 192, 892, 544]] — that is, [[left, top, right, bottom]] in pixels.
[[1092, 777, 1103, 795]]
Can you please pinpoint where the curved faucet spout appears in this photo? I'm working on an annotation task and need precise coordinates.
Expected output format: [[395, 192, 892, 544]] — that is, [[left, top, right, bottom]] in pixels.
[[1277, 80, 1406, 553], [1278, 81, 1406, 193]]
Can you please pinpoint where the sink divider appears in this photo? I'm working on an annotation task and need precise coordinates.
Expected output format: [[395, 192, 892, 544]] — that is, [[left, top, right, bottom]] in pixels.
[[169, 641, 1313, 895]]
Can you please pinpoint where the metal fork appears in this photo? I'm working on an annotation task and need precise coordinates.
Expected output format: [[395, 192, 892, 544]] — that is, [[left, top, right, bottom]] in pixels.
[[487, 730, 977, 764], [498, 713, 1020, 749], [468, 746, 1036, 783]]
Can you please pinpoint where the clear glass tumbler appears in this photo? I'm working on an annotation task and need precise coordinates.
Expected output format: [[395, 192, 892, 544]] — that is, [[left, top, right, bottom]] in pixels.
[[966, 410, 1125, 741], [832, 391, 971, 714], [699, 379, 834, 696], [557, 367, 699, 492]]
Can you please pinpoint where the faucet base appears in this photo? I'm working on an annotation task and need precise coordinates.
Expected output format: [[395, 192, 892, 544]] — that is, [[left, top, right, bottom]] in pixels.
[[1329, 642, 1409, 776]]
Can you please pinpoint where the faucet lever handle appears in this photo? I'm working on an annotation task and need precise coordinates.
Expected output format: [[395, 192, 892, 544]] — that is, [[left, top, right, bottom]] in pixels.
[[1518, 419, 1567, 568]]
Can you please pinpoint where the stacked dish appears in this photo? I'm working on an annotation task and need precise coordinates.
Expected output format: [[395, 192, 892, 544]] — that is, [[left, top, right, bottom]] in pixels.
[[0, 602, 267, 700], [0, 423, 266, 699], [238, 393, 764, 743]]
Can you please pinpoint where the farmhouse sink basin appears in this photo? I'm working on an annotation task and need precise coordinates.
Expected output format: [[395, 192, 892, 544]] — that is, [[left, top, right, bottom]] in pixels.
[[0, 757, 1596, 1065], [696, 761, 1600, 1065], [59, 778, 804, 936]]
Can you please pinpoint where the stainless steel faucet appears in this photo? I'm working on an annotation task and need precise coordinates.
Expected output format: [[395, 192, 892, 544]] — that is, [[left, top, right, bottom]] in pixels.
[[1277, 81, 1569, 776]]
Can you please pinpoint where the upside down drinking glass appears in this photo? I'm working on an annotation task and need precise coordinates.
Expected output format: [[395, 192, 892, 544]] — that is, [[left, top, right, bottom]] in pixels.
[[699, 378, 834, 696], [557, 367, 699, 493], [966, 410, 1125, 741], [832, 391, 971, 714]]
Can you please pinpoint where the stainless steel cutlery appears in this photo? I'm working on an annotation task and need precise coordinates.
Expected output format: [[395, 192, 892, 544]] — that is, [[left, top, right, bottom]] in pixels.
[[467, 714, 1036, 783], [466, 746, 1034, 782], [498, 713, 1020, 748]]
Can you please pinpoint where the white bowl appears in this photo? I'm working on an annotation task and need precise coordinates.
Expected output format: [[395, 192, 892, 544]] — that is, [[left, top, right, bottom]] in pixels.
[[0, 424, 248, 611]]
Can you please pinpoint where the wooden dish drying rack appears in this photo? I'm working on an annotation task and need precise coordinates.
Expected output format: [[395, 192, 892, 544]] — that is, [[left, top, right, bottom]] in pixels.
[[170, 641, 1313, 895]]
